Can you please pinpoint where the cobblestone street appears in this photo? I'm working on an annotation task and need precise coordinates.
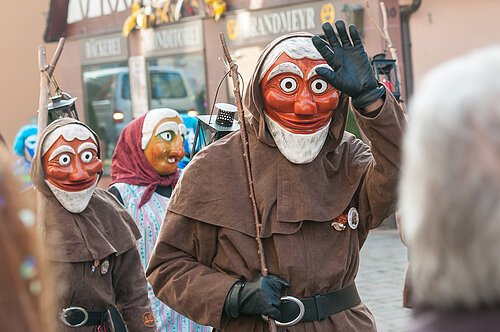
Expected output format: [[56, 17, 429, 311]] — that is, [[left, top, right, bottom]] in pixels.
[[357, 229, 411, 332]]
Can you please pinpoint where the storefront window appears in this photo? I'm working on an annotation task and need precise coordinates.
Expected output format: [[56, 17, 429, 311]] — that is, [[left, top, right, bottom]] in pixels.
[[147, 54, 207, 116], [82, 62, 129, 173], [146, 54, 207, 163], [81, 53, 207, 173]]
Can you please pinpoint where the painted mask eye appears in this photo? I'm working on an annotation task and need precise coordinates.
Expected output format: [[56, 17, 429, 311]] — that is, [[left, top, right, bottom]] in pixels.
[[25, 137, 37, 150], [159, 131, 174, 142], [311, 78, 328, 94], [280, 77, 298, 93], [58, 154, 71, 166], [80, 151, 94, 164]]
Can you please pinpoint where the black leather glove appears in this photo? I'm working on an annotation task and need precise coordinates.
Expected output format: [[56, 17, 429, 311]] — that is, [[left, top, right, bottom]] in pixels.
[[312, 20, 385, 109], [224, 275, 290, 320]]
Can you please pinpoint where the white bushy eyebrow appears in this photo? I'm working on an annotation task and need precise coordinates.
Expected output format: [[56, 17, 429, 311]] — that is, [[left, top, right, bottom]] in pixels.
[[178, 123, 186, 136], [267, 62, 303, 81], [77, 142, 98, 154], [155, 122, 187, 136], [156, 122, 181, 135], [307, 64, 332, 80], [48, 145, 75, 161]]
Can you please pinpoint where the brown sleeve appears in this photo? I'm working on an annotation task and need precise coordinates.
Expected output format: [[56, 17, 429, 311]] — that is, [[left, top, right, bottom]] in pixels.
[[353, 92, 406, 236], [146, 211, 238, 329], [113, 248, 157, 331]]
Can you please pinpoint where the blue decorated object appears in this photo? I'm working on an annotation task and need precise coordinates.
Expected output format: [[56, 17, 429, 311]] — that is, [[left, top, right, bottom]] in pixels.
[[12, 125, 38, 188], [179, 114, 201, 169], [13, 125, 38, 160]]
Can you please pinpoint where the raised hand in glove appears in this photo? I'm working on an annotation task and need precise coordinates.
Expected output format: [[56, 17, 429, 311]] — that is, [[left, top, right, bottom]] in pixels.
[[224, 275, 290, 320], [312, 20, 385, 109]]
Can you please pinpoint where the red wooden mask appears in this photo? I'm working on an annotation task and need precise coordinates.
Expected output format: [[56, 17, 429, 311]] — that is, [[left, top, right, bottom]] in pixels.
[[143, 117, 186, 176], [42, 136, 102, 192], [260, 53, 339, 135]]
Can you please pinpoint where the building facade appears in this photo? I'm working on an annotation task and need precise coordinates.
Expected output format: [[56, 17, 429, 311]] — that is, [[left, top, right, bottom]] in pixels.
[[44, 0, 403, 174], [0, 0, 54, 146], [407, 0, 500, 93]]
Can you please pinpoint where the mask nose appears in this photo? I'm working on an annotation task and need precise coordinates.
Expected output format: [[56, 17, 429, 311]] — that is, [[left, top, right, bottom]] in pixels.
[[68, 160, 91, 182], [293, 87, 318, 115], [169, 149, 184, 158]]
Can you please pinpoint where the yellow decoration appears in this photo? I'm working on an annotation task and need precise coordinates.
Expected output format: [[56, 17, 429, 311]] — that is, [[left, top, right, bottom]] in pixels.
[[320, 3, 335, 25], [205, 0, 227, 21], [226, 19, 238, 41], [122, 1, 142, 37], [122, 0, 222, 36], [122, 15, 137, 37], [122, 1, 160, 37]]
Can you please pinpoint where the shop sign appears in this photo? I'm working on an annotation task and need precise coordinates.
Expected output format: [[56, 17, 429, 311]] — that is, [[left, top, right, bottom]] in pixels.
[[142, 20, 204, 56], [223, 1, 339, 46], [81, 34, 128, 64]]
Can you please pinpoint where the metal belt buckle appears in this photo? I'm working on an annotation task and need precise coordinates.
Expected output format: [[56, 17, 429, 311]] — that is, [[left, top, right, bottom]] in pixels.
[[261, 296, 305, 327], [60, 306, 89, 327]]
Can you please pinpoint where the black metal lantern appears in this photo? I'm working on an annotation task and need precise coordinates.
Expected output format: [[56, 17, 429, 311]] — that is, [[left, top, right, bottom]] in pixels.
[[47, 93, 79, 125], [190, 102, 240, 159], [371, 54, 401, 101]]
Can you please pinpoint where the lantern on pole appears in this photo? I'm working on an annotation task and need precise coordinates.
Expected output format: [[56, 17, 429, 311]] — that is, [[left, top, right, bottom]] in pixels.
[[190, 102, 240, 159], [47, 93, 79, 125], [371, 53, 401, 101]]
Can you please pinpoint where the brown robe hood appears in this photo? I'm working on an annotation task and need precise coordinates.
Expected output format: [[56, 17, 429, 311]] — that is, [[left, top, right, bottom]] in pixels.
[[168, 32, 376, 238], [31, 118, 140, 262]]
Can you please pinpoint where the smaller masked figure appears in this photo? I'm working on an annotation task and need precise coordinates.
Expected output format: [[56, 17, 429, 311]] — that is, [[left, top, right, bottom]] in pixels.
[[13, 124, 38, 188], [109, 108, 211, 332], [30, 118, 156, 331]]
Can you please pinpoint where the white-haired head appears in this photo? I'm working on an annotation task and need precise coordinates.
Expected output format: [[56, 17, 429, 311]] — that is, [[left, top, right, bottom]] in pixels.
[[141, 108, 181, 149], [259, 37, 324, 82], [400, 46, 500, 309], [42, 123, 96, 156]]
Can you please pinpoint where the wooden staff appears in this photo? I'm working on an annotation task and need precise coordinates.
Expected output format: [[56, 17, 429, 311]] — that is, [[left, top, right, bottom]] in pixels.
[[218, 33, 277, 332], [36, 38, 66, 239]]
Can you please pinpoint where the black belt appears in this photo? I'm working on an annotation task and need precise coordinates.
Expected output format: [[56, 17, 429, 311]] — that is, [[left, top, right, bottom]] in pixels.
[[60, 307, 109, 328], [278, 283, 361, 326]]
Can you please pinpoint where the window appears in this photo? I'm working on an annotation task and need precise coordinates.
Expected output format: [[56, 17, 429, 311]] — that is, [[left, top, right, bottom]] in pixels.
[[147, 53, 207, 115], [150, 71, 187, 99], [82, 63, 129, 173]]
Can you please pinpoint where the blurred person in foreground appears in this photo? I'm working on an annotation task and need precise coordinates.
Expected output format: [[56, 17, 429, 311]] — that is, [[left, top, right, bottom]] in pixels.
[[400, 46, 500, 331], [109, 108, 211, 332], [0, 146, 54, 331], [30, 118, 156, 331]]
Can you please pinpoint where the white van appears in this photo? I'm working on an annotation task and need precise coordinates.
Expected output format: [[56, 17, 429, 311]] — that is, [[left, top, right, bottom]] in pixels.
[[83, 66, 197, 157]]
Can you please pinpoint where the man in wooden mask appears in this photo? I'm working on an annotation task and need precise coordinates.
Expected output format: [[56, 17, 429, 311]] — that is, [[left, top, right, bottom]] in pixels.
[[31, 118, 156, 331], [147, 21, 405, 331]]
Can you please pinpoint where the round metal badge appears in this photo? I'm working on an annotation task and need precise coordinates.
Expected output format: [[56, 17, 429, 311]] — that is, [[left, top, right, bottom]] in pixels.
[[348, 207, 359, 230], [100, 260, 110, 275]]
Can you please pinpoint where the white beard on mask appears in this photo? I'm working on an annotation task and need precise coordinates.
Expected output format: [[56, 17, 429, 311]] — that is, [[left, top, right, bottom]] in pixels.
[[45, 180, 97, 213], [264, 114, 330, 164]]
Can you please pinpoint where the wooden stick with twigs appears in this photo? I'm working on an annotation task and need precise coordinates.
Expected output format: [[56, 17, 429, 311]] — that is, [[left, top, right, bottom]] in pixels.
[[363, 0, 402, 95], [218, 32, 277, 332], [36, 38, 66, 239]]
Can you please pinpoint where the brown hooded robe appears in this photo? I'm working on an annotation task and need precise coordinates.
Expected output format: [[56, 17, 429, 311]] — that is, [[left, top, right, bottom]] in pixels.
[[147, 32, 406, 332], [31, 118, 156, 331]]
